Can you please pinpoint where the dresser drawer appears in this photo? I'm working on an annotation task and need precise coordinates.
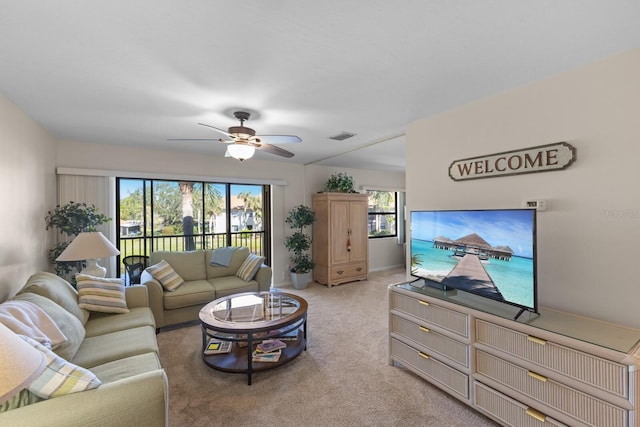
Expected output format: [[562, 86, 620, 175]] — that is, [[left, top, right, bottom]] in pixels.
[[476, 350, 627, 427], [476, 319, 628, 398], [330, 262, 367, 281], [391, 293, 469, 338], [391, 337, 469, 400], [390, 314, 469, 368], [474, 381, 568, 427]]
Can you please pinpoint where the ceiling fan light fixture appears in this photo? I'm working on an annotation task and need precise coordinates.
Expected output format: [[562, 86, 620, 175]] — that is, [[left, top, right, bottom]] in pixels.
[[226, 144, 256, 161]]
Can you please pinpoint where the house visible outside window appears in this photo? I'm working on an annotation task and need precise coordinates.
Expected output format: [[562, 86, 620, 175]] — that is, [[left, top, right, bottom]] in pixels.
[[116, 178, 270, 278], [367, 190, 397, 238]]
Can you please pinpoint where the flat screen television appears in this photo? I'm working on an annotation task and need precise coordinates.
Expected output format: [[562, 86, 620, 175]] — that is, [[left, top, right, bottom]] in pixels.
[[410, 209, 538, 318]]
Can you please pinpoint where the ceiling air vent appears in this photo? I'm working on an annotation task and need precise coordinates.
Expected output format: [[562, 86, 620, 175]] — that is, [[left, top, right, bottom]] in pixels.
[[328, 132, 357, 141]]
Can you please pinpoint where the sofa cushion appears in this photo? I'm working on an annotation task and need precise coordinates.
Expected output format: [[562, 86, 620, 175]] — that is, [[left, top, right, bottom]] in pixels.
[[19, 272, 89, 325], [84, 308, 156, 338], [163, 280, 215, 310], [236, 253, 265, 282], [150, 251, 206, 282], [76, 274, 129, 314], [209, 276, 260, 298], [90, 352, 162, 384], [71, 325, 158, 369], [205, 247, 250, 279], [146, 259, 184, 291], [19, 335, 101, 399], [0, 389, 42, 412], [12, 293, 85, 362]]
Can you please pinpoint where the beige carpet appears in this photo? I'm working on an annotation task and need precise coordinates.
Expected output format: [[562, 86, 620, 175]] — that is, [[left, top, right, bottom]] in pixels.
[[157, 269, 498, 426]]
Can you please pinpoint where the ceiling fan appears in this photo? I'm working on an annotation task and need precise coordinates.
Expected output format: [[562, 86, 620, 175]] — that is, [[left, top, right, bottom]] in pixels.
[[170, 111, 301, 161]]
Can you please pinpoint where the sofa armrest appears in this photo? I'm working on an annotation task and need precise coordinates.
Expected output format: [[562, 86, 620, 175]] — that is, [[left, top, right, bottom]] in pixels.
[[255, 265, 273, 292], [141, 270, 165, 328], [0, 370, 168, 427], [125, 284, 149, 309]]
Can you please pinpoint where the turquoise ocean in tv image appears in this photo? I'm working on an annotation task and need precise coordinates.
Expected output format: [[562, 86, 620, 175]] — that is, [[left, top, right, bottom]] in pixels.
[[411, 239, 534, 308]]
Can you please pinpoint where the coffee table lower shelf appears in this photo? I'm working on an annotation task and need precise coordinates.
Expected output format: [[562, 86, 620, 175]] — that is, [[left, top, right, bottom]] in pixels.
[[202, 337, 306, 384]]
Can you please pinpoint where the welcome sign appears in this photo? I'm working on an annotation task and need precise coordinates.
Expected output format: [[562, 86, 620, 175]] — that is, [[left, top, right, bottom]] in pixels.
[[449, 142, 576, 181]]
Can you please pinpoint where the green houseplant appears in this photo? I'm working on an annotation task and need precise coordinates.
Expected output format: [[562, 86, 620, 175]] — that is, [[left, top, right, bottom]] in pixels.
[[45, 201, 111, 278], [284, 204, 316, 289], [325, 172, 355, 193]]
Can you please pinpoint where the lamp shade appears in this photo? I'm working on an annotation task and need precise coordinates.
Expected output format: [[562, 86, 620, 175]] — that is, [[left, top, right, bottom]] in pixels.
[[0, 323, 46, 402], [226, 144, 255, 161], [56, 232, 120, 262]]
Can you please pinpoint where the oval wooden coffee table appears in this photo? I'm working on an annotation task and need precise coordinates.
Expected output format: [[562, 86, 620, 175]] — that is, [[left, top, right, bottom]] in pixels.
[[199, 291, 307, 385]]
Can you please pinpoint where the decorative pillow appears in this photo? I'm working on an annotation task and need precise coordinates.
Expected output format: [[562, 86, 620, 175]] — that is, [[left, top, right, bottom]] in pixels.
[[146, 259, 185, 291], [0, 388, 43, 412], [0, 300, 67, 350], [18, 335, 101, 399], [76, 274, 129, 314], [12, 293, 85, 362], [236, 253, 265, 282]]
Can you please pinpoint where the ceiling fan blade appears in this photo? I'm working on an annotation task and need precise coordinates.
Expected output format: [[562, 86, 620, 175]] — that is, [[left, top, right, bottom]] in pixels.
[[198, 122, 232, 138], [257, 143, 295, 158], [167, 138, 225, 141], [256, 134, 302, 144]]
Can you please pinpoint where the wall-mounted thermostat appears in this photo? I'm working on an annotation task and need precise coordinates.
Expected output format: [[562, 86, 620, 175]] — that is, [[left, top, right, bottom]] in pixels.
[[522, 200, 547, 211]]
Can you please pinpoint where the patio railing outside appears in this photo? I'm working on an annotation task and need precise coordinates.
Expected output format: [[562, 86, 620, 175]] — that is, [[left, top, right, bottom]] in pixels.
[[118, 232, 265, 277]]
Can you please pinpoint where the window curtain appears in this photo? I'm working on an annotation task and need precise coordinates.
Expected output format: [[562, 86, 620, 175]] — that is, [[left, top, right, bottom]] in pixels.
[[57, 175, 117, 277]]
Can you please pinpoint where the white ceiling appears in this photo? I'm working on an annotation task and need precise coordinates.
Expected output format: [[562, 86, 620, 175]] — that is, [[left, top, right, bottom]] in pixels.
[[1, 1, 639, 172]]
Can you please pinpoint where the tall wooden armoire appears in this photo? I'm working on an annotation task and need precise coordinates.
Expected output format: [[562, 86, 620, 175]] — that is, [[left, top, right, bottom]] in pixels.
[[312, 192, 368, 287]]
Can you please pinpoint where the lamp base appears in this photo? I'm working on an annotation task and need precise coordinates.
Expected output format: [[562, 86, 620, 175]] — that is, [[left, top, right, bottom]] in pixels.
[[79, 259, 107, 278]]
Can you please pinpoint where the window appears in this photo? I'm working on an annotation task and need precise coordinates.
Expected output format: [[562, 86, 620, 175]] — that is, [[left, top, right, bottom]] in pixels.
[[367, 190, 397, 238], [116, 178, 270, 277]]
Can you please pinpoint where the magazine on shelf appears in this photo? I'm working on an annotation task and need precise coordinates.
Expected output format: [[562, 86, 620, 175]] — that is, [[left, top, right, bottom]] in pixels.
[[252, 349, 282, 363], [204, 338, 233, 355], [256, 339, 287, 353]]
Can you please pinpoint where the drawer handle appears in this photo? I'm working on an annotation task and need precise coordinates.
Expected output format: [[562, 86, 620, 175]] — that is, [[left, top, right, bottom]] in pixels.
[[418, 300, 430, 307], [419, 326, 430, 333], [336, 270, 344, 275], [418, 352, 430, 360], [527, 371, 548, 382], [356, 267, 362, 272], [527, 335, 547, 346], [525, 407, 547, 422]]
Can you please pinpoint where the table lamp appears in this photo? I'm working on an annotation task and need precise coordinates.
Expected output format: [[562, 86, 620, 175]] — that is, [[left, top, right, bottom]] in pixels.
[[55, 231, 120, 277], [0, 323, 46, 403]]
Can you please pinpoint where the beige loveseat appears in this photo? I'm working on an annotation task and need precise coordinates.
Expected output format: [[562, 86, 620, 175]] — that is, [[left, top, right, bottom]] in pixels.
[[141, 247, 272, 330], [0, 272, 168, 427]]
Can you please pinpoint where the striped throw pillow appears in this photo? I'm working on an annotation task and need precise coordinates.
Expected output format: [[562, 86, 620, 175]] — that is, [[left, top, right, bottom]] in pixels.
[[19, 335, 101, 399], [236, 253, 265, 282], [76, 274, 129, 314], [146, 259, 184, 291]]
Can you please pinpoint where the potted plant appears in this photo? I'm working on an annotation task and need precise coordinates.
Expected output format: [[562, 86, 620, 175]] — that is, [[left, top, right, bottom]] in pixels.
[[325, 172, 355, 193], [284, 204, 316, 289], [45, 201, 111, 279]]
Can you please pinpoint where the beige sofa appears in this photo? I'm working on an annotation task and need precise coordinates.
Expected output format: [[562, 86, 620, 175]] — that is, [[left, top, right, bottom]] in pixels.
[[141, 247, 272, 330], [0, 272, 168, 427]]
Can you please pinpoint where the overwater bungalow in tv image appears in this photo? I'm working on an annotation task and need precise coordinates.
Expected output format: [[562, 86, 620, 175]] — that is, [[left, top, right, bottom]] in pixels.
[[419, 233, 514, 301], [434, 233, 513, 262]]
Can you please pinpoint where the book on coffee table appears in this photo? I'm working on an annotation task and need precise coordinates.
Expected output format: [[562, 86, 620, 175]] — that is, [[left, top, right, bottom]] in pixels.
[[256, 339, 286, 353], [204, 338, 232, 355], [252, 349, 282, 363]]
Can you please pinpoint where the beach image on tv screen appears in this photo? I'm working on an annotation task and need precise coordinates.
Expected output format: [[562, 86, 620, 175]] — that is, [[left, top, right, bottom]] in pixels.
[[410, 209, 535, 309]]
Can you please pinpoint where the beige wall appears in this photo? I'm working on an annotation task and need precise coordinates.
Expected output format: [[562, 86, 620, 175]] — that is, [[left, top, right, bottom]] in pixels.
[[0, 94, 57, 301], [406, 49, 640, 328]]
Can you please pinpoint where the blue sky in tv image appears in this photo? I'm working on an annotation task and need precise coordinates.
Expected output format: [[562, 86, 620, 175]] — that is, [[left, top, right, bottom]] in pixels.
[[410, 209, 536, 309]]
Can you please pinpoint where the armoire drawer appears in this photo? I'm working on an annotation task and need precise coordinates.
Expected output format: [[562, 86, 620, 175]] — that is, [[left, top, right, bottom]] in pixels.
[[476, 319, 628, 398], [390, 314, 469, 368], [391, 293, 469, 338], [474, 381, 568, 427], [390, 337, 469, 400], [476, 350, 627, 427], [330, 262, 367, 281]]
